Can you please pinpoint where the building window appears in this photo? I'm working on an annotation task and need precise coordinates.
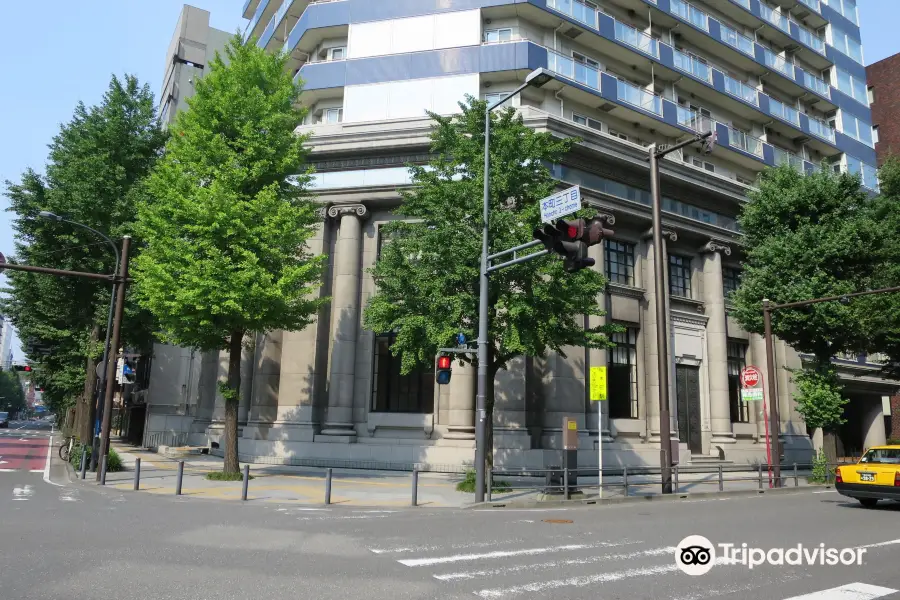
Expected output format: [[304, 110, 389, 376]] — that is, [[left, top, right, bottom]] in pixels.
[[867, 86, 875, 105], [608, 128, 629, 141], [727, 341, 750, 423], [326, 46, 346, 61], [372, 333, 435, 413], [572, 112, 603, 131], [723, 266, 740, 298], [692, 158, 715, 173], [669, 255, 692, 298], [484, 28, 513, 43], [873, 125, 880, 144], [609, 327, 639, 419], [840, 112, 874, 147], [323, 108, 343, 124], [485, 92, 512, 109], [736, 175, 755, 186], [604, 240, 635, 285]]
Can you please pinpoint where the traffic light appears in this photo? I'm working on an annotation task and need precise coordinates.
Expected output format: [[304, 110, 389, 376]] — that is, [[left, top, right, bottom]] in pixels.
[[13, 364, 32, 372], [122, 360, 136, 384], [701, 131, 716, 154], [436, 355, 452, 385], [533, 216, 614, 272]]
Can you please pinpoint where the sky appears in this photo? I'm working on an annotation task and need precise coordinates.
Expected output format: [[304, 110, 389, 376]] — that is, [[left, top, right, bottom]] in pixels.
[[0, 1, 897, 361]]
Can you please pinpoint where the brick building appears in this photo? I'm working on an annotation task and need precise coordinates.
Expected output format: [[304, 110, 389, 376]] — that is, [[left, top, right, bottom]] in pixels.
[[866, 53, 900, 165]]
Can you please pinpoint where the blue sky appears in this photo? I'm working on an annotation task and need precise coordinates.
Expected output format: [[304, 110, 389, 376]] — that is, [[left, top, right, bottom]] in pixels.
[[0, 1, 897, 360]]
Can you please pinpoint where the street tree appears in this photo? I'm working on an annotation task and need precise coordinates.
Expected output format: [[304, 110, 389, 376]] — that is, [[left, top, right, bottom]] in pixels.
[[363, 98, 617, 469], [2, 75, 167, 432], [0, 370, 27, 416], [132, 35, 327, 476], [790, 366, 848, 435]]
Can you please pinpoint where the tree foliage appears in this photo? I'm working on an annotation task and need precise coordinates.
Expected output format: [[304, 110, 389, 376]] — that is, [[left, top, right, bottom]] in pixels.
[[132, 36, 326, 473], [2, 75, 166, 420], [730, 164, 880, 366], [0, 371, 27, 416], [790, 366, 848, 432], [363, 98, 617, 428]]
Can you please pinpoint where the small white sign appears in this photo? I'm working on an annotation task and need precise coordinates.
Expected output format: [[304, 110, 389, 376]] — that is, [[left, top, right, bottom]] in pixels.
[[540, 186, 581, 224], [741, 388, 764, 403]]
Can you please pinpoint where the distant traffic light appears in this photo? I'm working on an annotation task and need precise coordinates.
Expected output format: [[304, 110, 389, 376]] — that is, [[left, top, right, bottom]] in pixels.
[[436, 355, 452, 385], [533, 216, 614, 272], [12, 364, 32, 372]]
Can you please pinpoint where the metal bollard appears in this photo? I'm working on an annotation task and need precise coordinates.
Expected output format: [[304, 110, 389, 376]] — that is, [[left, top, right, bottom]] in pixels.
[[718, 464, 724, 492], [411, 468, 419, 507], [486, 468, 492, 503], [175, 461, 184, 496], [134, 457, 141, 491], [674, 465, 679, 493], [563, 467, 570, 500], [793, 463, 799, 487], [241, 464, 250, 501], [622, 466, 628, 497], [79, 448, 87, 480], [100, 455, 108, 485], [324, 468, 332, 505], [758, 464, 763, 490]]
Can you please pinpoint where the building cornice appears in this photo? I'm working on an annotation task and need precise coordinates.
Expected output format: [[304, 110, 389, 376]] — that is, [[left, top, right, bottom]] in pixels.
[[607, 282, 645, 299]]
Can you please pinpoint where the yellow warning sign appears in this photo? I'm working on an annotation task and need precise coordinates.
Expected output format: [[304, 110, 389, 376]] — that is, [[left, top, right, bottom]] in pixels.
[[567, 420, 578, 431], [590, 366, 608, 401]]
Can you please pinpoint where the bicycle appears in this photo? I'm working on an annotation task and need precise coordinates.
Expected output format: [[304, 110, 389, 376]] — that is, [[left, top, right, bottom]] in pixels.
[[58, 435, 75, 461]]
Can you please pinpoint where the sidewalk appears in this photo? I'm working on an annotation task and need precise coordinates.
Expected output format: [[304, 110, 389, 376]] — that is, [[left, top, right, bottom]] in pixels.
[[92, 442, 820, 508]]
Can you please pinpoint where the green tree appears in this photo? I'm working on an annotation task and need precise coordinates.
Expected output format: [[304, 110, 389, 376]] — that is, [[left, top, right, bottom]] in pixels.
[[0, 371, 27, 416], [363, 98, 617, 469], [2, 75, 166, 431], [132, 36, 327, 475], [790, 366, 848, 432]]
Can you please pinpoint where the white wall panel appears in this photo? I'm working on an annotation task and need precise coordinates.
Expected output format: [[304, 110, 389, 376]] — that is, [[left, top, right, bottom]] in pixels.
[[388, 79, 433, 120], [344, 74, 480, 123], [344, 82, 390, 122], [348, 10, 480, 59], [432, 73, 479, 115]]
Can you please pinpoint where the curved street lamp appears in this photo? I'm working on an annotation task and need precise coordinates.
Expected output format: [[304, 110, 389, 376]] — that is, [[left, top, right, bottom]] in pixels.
[[38, 210, 119, 469]]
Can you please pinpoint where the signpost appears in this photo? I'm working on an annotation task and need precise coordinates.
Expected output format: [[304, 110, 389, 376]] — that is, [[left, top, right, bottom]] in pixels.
[[741, 366, 772, 487], [539, 186, 581, 224], [590, 366, 607, 497]]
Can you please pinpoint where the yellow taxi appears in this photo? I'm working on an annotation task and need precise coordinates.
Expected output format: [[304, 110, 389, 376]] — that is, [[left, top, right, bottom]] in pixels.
[[835, 445, 900, 508]]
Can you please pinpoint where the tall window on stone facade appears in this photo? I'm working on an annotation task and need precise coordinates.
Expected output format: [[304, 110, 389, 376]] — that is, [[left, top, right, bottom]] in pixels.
[[371, 333, 435, 413], [668, 255, 692, 298], [609, 327, 639, 419], [604, 240, 635, 285], [727, 340, 750, 423], [723, 266, 741, 298]]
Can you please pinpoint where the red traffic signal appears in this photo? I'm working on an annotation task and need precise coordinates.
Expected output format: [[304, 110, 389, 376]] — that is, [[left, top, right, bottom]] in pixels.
[[13, 364, 32, 372], [534, 215, 614, 272], [436, 355, 452, 385]]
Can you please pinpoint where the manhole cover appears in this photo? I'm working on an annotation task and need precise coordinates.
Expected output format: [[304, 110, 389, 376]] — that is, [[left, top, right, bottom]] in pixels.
[[542, 519, 574, 524]]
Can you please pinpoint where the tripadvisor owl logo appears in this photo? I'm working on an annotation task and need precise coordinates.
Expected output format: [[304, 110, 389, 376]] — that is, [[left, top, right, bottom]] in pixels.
[[676, 535, 715, 576]]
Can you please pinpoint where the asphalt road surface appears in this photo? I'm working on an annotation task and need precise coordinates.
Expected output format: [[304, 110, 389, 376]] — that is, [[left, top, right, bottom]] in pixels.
[[1, 444, 899, 600]]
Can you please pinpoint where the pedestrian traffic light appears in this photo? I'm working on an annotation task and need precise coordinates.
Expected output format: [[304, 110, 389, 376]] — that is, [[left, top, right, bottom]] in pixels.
[[436, 355, 452, 385], [533, 215, 614, 272]]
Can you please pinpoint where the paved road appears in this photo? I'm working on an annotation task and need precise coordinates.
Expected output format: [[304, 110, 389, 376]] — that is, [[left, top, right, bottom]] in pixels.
[[2, 444, 900, 600], [0, 420, 54, 474]]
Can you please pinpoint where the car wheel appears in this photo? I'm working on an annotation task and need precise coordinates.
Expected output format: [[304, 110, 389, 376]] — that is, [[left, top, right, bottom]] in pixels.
[[858, 498, 879, 508]]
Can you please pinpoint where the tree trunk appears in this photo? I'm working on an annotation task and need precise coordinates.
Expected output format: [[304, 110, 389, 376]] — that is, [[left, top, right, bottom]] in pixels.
[[222, 330, 244, 474], [822, 430, 839, 465], [82, 325, 100, 443]]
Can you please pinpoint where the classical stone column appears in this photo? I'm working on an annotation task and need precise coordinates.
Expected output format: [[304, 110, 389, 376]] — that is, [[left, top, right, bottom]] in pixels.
[[444, 361, 475, 440], [642, 228, 677, 442], [701, 240, 735, 444], [322, 203, 368, 437]]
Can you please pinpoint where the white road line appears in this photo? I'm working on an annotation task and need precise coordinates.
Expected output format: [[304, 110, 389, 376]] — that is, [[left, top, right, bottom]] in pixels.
[[398, 541, 637, 567], [813, 490, 836, 494], [14, 423, 28, 430], [0, 469, 14, 472], [43, 435, 62, 487], [434, 546, 675, 581], [858, 539, 900, 549], [781, 583, 898, 600], [29, 469, 43, 473]]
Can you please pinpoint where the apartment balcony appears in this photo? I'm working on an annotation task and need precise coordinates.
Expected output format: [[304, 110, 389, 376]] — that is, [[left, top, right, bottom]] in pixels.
[[246, 0, 278, 41], [281, 0, 349, 73]]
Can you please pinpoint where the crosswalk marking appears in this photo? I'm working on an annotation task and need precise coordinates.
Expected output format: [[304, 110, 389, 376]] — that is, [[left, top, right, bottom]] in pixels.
[[781, 583, 898, 600], [397, 540, 635, 567]]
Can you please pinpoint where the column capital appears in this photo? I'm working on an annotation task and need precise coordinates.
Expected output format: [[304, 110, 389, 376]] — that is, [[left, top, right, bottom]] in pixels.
[[642, 228, 677, 242], [327, 203, 369, 220], [701, 238, 732, 256]]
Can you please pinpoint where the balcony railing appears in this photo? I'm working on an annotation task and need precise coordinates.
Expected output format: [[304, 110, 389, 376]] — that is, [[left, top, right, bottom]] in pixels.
[[719, 24, 755, 57], [617, 79, 662, 114], [762, 48, 795, 78], [808, 117, 836, 143], [676, 106, 713, 133], [796, 26, 826, 54], [773, 147, 805, 170], [723, 75, 759, 106], [768, 98, 800, 125], [799, 70, 830, 98], [546, 0, 598, 28], [730, 0, 751, 8], [729, 128, 764, 157], [615, 21, 658, 57], [547, 50, 601, 91], [759, 4, 789, 33], [798, 0, 821, 12], [672, 49, 712, 83], [670, 0, 708, 31], [861, 163, 879, 191]]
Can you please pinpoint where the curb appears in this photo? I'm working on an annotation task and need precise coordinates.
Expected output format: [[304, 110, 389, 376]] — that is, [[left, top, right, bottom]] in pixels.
[[466, 484, 834, 509]]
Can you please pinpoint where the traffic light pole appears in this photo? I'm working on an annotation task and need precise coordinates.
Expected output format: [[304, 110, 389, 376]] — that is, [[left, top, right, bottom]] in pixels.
[[648, 132, 712, 494]]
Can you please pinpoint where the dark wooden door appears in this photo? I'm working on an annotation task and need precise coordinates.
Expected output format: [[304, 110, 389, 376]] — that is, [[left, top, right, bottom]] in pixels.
[[676, 365, 702, 455]]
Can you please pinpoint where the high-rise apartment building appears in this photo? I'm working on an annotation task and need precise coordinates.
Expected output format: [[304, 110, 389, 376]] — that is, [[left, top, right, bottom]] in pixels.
[[866, 51, 899, 166], [144, 0, 892, 468]]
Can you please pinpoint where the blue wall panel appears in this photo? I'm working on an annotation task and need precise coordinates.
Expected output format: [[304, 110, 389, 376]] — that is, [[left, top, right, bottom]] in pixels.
[[298, 60, 348, 90], [831, 88, 873, 123], [835, 132, 877, 164], [820, 3, 861, 40], [661, 99, 678, 128], [599, 73, 618, 102], [826, 46, 867, 81], [762, 143, 775, 166]]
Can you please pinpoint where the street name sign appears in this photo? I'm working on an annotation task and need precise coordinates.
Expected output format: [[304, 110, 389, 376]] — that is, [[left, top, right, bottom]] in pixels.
[[539, 186, 581, 224]]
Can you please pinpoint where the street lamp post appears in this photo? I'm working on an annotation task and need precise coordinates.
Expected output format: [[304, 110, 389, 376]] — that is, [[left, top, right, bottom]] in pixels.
[[38, 211, 119, 470], [475, 68, 553, 503]]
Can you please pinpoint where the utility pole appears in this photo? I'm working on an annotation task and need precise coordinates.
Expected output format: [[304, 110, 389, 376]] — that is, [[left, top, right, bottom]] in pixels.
[[97, 236, 131, 478], [648, 131, 714, 494]]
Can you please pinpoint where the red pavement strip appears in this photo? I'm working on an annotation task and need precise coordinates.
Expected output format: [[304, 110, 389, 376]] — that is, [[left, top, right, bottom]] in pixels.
[[0, 437, 50, 472]]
